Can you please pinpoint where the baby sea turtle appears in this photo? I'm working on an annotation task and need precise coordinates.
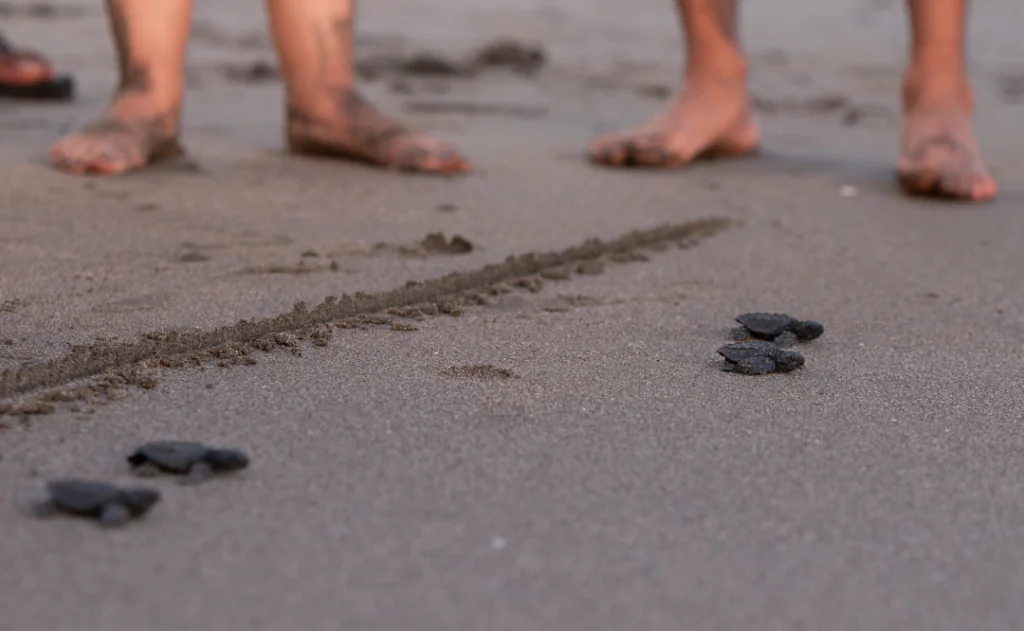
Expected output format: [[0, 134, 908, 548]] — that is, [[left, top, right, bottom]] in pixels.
[[127, 441, 250, 485], [33, 479, 160, 527], [717, 341, 805, 375], [733, 312, 824, 344]]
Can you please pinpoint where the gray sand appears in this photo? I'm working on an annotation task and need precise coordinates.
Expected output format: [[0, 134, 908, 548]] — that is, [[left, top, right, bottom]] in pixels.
[[2, 0, 1024, 629]]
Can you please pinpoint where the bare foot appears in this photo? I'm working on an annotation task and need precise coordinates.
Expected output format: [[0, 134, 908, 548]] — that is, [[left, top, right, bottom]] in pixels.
[[588, 81, 760, 168], [49, 95, 183, 176], [286, 88, 470, 174], [897, 105, 997, 202]]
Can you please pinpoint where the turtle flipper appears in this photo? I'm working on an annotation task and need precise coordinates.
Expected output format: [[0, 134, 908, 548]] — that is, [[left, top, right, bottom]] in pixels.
[[771, 331, 798, 348], [734, 356, 777, 375], [178, 461, 213, 486], [99, 503, 131, 527], [790, 320, 825, 341], [31, 498, 59, 518], [131, 462, 162, 478], [729, 326, 751, 341]]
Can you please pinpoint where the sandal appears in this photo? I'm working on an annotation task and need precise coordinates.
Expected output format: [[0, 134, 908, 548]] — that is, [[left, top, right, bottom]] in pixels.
[[0, 31, 74, 100]]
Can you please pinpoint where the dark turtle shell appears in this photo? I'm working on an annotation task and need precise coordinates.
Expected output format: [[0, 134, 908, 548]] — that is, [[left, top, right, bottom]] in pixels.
[[47, 480, 122, 514], [128, 440, 209, 472], [735, 313, 798, 338], [716, 341, 779, 363], [725, 355, 778, 375]]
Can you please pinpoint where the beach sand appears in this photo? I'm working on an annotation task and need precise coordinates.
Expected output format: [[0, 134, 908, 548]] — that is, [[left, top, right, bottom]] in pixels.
[[1, 0, 1024, 629]]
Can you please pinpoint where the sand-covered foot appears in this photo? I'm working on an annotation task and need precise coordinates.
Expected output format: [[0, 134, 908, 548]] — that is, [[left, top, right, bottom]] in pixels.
[[588, 80, 759, 168], [287, 88, 470, 174], [49, 95, 182, 176], [897, 104, 997, 202]]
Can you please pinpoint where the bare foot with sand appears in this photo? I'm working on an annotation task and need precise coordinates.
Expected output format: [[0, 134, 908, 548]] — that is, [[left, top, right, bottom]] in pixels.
[[48, 0, 187, 176], [50, 94, 183, 175], [896, 74, 997, 201], [49, 0, 469, 177], [269, 1, 470, 174], [287, 88, 469, 173], [895, 0, 997, 202], [588, 81, 759, 167], [591, 0, 997, 203], [588, 0, 756, 168]]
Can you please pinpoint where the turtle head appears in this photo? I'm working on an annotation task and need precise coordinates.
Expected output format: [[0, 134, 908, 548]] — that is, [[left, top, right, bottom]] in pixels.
[[773, 351, 805, 372], [791, 321, 824, 341], [120, 487, 161, 516], [206, 448, 250, 472]]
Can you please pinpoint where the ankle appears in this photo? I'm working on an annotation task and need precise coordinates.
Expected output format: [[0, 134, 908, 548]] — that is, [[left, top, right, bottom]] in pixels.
[[902, 62, 973, 113], [111, 69, 184, 109], [286, 86, 358, 125], [104, 93, 181, 133], [684, 49, 749, 92]]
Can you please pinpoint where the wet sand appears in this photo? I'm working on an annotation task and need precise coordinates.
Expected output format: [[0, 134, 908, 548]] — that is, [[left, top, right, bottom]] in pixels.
[[2, 0, 1024, 629]]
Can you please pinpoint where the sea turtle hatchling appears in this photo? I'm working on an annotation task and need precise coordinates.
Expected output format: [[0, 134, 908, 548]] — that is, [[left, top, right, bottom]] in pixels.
[[127, 441, 250, 485], [733, 312, 825, 345], [33, 479, 160, 527], [717, 341, 805, 375]]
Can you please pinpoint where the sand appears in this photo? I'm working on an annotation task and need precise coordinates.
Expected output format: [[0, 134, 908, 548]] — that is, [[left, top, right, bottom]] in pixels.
[[2, 0, 1024, 629]]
